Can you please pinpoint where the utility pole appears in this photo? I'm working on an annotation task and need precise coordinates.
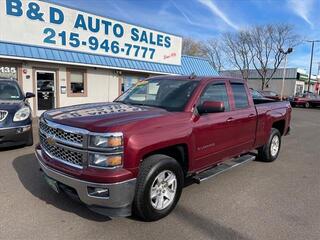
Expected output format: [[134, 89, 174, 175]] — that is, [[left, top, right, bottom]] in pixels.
[[306, 40, 320, 92]]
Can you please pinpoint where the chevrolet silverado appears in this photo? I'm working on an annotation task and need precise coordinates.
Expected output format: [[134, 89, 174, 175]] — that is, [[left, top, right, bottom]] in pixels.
[[35, 76, 291, 221]]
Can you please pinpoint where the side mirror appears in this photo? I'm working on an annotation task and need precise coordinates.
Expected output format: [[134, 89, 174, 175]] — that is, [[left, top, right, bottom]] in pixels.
[[25, 92, 35, 98], [197, 101, 225, 114]]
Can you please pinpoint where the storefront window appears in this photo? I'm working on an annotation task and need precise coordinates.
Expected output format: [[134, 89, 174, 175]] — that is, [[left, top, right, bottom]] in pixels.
[[122, 75, 147, 93], [0, 65, 17, 80], [67, 69, 87, 97]]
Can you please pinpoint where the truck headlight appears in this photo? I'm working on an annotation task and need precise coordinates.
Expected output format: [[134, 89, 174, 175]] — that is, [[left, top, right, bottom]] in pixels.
[[89, 133, 123, 148], [13, 107, 31, 122], [89, 154, 122, 168]]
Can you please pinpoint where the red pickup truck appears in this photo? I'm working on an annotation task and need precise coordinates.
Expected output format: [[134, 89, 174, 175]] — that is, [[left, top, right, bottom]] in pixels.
[[35, 76, 291, 221]]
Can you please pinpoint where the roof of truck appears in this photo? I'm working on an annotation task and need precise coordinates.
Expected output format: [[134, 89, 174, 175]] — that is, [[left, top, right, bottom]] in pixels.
[[148, 75, 244, 82]]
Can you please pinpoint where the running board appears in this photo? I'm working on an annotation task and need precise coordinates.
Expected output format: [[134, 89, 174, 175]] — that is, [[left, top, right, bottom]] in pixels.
[[192, 154, 256, 184]]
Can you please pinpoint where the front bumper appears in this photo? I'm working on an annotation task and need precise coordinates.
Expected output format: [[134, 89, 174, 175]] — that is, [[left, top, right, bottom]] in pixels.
[[0, 125, 32, 147], [35, 148, 137, 217]]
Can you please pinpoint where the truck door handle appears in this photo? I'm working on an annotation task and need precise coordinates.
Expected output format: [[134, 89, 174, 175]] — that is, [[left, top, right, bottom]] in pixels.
[[226, 117, 235, 122], [248, 114, 255, 118]]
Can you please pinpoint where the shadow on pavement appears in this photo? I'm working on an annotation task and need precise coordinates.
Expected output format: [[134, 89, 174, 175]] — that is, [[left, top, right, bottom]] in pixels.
[[12, 153, 111, 222], [174, 205, 251, 240], [0, 145, 29, 152]]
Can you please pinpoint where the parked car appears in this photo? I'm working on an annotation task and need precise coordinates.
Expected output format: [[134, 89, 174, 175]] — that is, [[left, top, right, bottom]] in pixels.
[[290, 92, 320, 108], [35, 76, 291, 221], [258, 90, 283, 100], [0, 79, 35, 148], [308, 96, 320, 107], [250, 89, 275, 103]]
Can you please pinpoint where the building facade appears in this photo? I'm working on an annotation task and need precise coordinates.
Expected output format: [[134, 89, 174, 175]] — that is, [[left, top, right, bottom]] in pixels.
[[0, 0, 217, 117], [220, 68, 319, 96]]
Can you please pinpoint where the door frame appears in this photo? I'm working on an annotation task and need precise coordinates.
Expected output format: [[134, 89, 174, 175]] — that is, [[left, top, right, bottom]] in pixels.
[[32, 67, 59, 117]]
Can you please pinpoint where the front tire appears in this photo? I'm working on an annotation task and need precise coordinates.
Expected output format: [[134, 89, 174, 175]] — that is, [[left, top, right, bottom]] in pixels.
[[257, 128, 281, 162], [305, 102, 310, 108], [133, 154, 184, 221]]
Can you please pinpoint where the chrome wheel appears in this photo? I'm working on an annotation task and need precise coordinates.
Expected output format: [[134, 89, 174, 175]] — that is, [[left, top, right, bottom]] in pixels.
[[305, 102, 310, 108], [150, 170, 177, 210], [270, 135, 280, 157]]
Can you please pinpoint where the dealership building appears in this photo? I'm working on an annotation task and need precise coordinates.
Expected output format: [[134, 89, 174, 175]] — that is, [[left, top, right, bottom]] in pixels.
[[0, 0, 217, 117]]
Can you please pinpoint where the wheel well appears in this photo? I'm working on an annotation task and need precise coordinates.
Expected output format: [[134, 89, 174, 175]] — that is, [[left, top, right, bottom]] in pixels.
[[143, 144, 189, 175], [272, 120, 285, 135]]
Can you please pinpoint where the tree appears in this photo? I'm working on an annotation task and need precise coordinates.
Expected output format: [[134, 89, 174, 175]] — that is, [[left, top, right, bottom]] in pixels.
[[201, 39, 224, 72], [222, 31, 253, 81], [182, 37, 205, 57], [248, 24, 300, 89]]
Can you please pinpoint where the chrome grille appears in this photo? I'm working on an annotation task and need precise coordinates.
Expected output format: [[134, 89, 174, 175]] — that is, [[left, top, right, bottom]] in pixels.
[[0, 110, 8, 121], [39, 120, 84, 146], [40, 133, 84, 168]]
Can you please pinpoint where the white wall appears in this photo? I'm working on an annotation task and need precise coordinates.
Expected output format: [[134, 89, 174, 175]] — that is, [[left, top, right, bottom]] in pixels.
[[247, 79, 302, 96]]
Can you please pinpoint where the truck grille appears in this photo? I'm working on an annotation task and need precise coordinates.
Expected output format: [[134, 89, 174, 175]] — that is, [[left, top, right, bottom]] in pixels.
[[39, 120, 84, 146], [0, 110, 8, 121], [40, 133, 84, 168]]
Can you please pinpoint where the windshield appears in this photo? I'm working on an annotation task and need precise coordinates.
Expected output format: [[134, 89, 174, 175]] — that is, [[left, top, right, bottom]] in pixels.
[[0, 81, 23, 101], [115, 78, 199, 111], [250, 89, 264, 99]]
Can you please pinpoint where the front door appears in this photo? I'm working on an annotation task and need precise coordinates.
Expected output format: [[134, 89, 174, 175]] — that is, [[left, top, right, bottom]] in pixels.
[[36, 71, 56, 116], [193, 82, 235, 170]]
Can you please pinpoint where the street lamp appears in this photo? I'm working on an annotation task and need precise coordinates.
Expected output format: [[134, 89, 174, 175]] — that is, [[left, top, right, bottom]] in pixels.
[[279, 47, 293, 100], [306, 40, 320, 92]]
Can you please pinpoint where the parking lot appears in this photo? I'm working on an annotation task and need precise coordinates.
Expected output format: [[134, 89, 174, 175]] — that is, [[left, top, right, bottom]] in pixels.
[[0, 108, 319, 240]]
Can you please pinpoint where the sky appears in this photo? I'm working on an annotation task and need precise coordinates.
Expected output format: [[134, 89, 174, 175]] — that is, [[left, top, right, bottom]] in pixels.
[[49, 0, 320, 74]]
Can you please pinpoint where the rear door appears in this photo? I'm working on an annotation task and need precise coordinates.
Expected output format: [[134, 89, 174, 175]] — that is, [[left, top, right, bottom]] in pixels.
[[228, 82, 257, 155]]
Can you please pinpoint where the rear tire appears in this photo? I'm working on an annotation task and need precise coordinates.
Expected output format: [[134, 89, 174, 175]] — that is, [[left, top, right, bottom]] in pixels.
[[133, 154, 184, 221], [257, 128, 281, 162]]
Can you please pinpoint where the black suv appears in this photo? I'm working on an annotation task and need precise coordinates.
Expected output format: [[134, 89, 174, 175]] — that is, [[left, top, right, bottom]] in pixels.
[[0, 79, 35, 148]]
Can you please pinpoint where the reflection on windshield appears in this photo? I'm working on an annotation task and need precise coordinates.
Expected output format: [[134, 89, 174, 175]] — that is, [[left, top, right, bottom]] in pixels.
[[116, 78, 199, 111], [0, 81, 23, 101]]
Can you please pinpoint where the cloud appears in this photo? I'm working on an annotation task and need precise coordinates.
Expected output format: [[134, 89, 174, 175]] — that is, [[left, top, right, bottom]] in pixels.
[[169, 0, 195, 26], [197, 0, 240, 30], [288, 0, 314, 27]]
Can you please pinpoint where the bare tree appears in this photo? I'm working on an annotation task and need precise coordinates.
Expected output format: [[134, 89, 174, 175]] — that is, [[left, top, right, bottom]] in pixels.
[[222, 31, 253, 81], [182, 37, 205, 57], [248, 24, 300, 89], [201, 39, 224, 71]]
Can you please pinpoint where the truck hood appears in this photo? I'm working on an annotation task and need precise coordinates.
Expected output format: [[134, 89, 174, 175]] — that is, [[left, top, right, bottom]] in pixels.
[[43, 102, 170, 131]]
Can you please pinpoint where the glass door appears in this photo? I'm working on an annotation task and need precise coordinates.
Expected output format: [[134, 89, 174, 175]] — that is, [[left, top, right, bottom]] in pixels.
[[36, 71, 56, 116]]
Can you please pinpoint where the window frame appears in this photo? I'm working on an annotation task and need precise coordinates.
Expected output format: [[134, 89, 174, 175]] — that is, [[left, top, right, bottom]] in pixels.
[[198, 81, 231, 112], [230, 81, 250, 110], [67, 68, 87, 97]]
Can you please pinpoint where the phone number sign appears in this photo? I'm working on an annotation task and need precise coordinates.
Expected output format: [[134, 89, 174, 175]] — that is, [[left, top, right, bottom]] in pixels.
[[0, 0, 182, 65]]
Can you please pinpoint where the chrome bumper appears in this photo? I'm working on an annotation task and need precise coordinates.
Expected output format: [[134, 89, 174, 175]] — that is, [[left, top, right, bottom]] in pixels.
[[35, 149, 136, 217]]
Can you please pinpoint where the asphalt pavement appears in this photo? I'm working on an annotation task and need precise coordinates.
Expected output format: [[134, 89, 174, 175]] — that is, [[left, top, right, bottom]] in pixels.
[[0, 108, 319, 240]]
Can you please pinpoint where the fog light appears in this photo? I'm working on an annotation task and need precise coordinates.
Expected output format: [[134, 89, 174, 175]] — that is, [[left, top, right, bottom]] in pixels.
[[87, 187, 109, 198], [16, 126, 31, 133]]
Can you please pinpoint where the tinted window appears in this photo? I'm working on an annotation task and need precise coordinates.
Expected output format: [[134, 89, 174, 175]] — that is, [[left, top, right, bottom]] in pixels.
[[199, 83, 230, 111], [231, 83, 249, 109]]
